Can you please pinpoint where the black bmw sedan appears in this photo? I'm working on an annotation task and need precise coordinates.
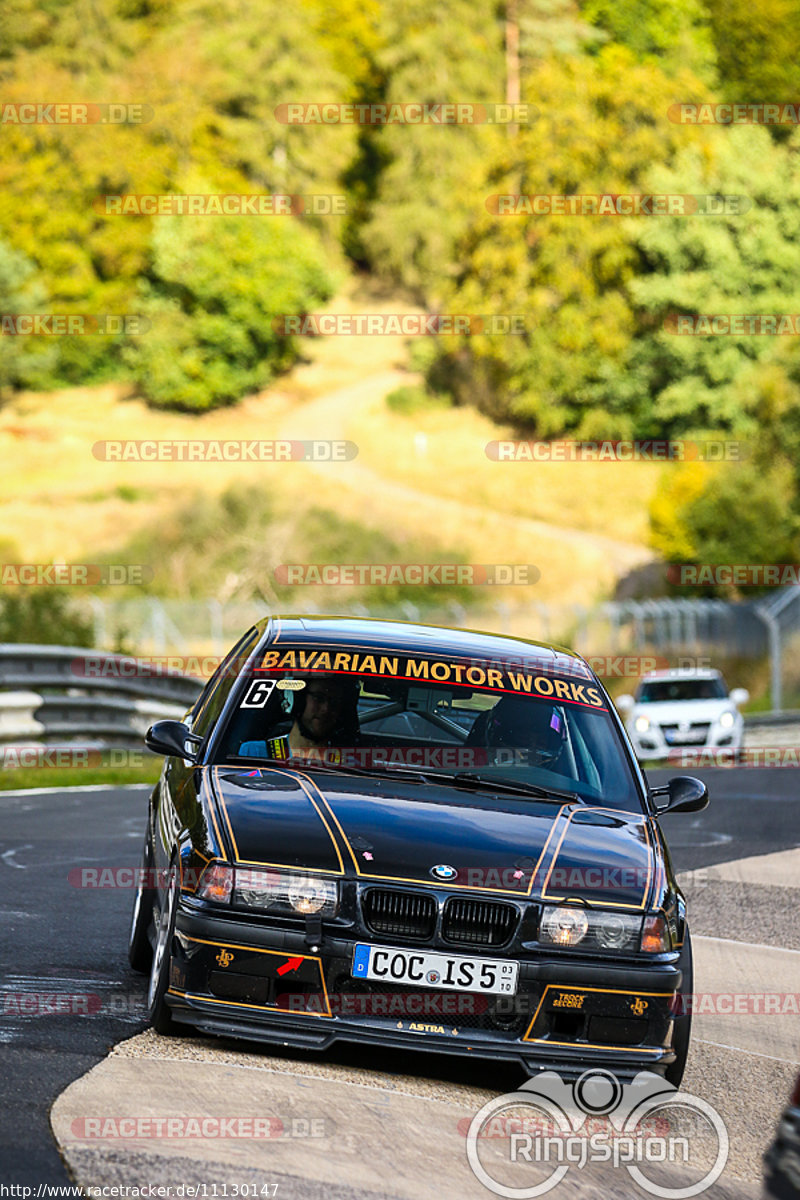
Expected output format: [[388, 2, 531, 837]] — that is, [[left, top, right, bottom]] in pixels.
[[130, 615, 706, 1084]]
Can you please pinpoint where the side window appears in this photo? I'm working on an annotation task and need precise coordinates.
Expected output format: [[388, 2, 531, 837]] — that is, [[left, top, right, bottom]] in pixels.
[[191, 627, 261, 740]]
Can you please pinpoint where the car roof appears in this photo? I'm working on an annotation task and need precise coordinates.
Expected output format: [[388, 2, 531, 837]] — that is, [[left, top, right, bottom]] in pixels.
[[253, 614, 595, 677]]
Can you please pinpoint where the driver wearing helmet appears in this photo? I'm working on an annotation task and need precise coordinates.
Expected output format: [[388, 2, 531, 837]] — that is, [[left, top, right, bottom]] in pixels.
[[472, 695, 568, 769]]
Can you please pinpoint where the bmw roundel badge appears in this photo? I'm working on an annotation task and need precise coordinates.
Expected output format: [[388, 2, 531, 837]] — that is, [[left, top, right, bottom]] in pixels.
[[430, 864, 457, 880]]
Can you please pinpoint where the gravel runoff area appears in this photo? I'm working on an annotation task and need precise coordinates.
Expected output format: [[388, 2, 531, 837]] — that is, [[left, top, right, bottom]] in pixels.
[[55, 1034, 763, 1200], [678, 877, 800, 951]]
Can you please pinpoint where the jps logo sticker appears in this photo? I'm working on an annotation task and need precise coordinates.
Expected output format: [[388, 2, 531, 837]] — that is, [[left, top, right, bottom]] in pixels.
[[215, 949, 234, 968]]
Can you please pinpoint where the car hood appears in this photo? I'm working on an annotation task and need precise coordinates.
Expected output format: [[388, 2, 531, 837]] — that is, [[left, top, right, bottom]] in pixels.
[[209, 765, 657, 908], [631, 699, 735, 724]]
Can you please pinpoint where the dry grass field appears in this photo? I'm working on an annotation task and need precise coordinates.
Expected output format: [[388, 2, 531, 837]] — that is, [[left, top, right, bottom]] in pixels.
[[0, 279, 672, 619]]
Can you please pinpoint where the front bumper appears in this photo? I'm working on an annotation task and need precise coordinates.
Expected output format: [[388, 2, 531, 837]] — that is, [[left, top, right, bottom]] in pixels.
[[168, 904, 684, 1078], [629, 722, 742, 762]]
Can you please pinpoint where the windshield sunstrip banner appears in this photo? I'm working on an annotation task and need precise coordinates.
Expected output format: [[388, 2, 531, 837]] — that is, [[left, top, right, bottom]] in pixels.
[[254, 649, 606, 709]]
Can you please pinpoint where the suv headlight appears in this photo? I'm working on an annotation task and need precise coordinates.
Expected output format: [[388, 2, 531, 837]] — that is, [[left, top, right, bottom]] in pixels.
[[235, 868, 339, 917], [634, 716, 650, 733], [539, 905, 642, 951], [718, 710, 735, 728]]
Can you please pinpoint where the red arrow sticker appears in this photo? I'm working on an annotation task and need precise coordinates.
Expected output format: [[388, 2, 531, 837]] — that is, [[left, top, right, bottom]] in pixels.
[[276, 956, 303, 976]]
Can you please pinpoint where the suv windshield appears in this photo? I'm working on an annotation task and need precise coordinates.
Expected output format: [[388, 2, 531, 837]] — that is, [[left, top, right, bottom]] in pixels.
[[637, 678, 727, 703], [216, 647, 643, 812]]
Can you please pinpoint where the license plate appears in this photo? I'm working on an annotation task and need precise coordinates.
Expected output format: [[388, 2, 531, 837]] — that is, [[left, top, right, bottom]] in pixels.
[[352, 944, 518, 994]]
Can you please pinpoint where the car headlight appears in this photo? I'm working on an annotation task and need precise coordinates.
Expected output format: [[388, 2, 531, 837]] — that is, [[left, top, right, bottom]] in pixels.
[[539, 905, 642, 951], [634, 716, 650, 733], [718, 710, 735, 728], [235, 868, 339, 917]]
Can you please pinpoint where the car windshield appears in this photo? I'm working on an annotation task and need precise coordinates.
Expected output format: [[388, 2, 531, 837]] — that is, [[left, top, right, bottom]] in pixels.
[[637, 678, 727, 703], [215, 646, 643, 812]]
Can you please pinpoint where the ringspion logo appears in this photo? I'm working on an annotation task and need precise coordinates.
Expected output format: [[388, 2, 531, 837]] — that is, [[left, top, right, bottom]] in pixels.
[[466, 1070, 728, 1197]]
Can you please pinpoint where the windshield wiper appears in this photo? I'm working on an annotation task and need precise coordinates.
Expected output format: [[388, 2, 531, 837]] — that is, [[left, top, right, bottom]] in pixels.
[[222, 757, 583, 802], [449, 773, 584, 803], [223, 755, 431, 781]]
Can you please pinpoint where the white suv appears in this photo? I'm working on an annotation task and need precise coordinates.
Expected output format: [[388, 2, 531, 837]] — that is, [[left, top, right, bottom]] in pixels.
[[616, 668, 749, 762]]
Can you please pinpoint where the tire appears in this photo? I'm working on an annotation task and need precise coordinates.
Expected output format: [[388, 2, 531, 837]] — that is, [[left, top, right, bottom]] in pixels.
[[147, 857, 181, 1035], [665, 927, 693, 1088], [128, 830, 156, 973]]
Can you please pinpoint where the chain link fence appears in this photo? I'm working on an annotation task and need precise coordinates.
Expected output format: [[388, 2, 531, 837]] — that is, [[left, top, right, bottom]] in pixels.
[[68, 587, 800, 713]]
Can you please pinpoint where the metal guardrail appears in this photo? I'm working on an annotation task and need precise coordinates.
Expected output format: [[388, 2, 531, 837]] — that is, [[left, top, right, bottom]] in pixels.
[[0, 644, 204, 748], [744, 710, 800, 727]]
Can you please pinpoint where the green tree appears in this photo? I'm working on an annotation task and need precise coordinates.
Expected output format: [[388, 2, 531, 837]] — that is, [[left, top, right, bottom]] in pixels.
[[705, 0, 800, 125], [580, 0, 716, 79], [0, 589, 94, 645], [0, 240, 57, 399], [423, 46, 709, 435], [123, 202, 338, 410], [0, 0, 357, 391], [361, 0, 507, 298], [627, 125, 800, 437]]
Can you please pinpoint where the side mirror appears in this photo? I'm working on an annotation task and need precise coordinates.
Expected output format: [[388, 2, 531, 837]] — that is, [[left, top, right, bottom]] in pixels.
[[615, 694, 635, 715], [650, 775, 709, 815], [730, 688, 749, 707], [145, 719, 202, 762]]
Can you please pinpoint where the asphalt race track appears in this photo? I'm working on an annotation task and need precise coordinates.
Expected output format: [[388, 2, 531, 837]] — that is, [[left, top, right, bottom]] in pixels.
[[1, 768, 798, 1196], [0, 786, 150, 1182]]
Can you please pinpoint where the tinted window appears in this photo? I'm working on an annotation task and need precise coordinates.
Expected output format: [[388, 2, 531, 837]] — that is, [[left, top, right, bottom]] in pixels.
[[637, 678, 727, 703], [216, 648, 643, 812], [191, 626, 261, 739]]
